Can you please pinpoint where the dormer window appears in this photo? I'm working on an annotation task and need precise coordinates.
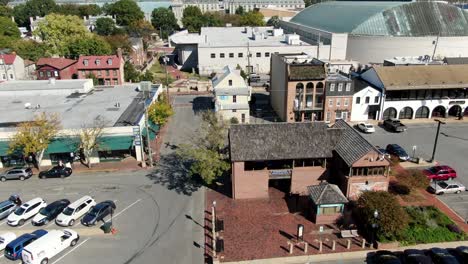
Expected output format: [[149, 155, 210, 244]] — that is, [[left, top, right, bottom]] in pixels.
[[83, 59, 88, 66], [108, 59, 112, 65], [96, 59, 100, 65]]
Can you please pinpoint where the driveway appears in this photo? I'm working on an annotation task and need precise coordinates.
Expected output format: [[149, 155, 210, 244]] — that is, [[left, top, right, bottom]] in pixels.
[[361, 122, 468, 222]]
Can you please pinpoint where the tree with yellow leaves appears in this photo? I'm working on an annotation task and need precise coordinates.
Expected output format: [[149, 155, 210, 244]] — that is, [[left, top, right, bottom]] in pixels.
[[9, 112, 61, 168], [79, 116, 107, 168]]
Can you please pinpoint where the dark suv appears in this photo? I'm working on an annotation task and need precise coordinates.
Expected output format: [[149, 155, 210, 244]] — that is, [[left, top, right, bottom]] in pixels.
[[39, 166, 72, 179], [386, 144, 410, 161], [0, 167, 33, 182]]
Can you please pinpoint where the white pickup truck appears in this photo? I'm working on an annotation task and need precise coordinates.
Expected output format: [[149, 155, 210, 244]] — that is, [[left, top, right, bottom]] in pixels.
[[21, 229, 79, 264]]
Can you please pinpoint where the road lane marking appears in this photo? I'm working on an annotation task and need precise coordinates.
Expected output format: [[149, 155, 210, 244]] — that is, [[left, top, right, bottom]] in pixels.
[[51, 238, 90, 264], [104, 199, 141, 223]]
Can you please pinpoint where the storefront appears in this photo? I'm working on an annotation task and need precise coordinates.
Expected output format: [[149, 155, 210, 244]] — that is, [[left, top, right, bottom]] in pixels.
[[97, 136, 135, 162]]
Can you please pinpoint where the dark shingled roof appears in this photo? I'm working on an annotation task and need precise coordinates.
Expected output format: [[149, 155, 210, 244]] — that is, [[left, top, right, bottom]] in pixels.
[[308, 183, 348, 205], [443, 57, 468, 65], [229, 122, 343, 162], [289, 65, 326, 81], [333, 119, 379, 166]]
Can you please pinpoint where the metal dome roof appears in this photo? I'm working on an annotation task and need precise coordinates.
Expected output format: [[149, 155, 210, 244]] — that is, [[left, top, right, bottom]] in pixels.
[[289, 1, 468, 36]]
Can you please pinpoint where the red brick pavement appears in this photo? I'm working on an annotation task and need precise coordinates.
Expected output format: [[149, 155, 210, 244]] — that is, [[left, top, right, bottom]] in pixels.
[[205, 188, 367, 262]]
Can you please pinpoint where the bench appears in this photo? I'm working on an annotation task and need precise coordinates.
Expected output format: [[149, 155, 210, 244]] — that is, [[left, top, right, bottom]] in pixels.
[[340, 229, 359, 238]]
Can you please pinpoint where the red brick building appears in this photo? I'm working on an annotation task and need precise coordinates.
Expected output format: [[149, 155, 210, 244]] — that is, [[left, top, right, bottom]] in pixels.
[[229, 120, 390, 200], [76, 52, 124, 85], [36, 58, 77, 80]]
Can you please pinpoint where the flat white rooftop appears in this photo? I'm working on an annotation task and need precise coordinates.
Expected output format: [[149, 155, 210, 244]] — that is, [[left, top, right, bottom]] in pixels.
[[0, 79, 93, 95], [0, 85, 150, 130]]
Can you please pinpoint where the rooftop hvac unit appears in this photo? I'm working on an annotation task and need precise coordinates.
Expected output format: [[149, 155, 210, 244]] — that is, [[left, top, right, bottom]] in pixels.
[[285, 34, 300, 45]]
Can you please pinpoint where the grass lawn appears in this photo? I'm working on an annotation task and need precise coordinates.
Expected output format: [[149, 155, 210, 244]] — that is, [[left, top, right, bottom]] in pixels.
[[398, 206, 465, 246]]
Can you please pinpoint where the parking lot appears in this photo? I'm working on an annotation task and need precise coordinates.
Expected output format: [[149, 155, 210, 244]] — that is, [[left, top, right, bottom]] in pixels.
[[0, 168, 205, 264], [360, 122, 468, 221]]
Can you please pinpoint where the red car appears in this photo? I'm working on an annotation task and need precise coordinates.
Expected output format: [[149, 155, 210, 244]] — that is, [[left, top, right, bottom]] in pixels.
[[423, 166, 457, 181]]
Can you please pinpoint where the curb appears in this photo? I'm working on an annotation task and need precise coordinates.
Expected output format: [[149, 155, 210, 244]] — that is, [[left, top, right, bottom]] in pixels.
[[221, 241, 468, 264]]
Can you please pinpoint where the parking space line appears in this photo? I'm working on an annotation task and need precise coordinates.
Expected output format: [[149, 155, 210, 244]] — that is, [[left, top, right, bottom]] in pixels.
[[104, 199, 141, 223], [0, 221, 6, 226], [50, 238, 90, 264]]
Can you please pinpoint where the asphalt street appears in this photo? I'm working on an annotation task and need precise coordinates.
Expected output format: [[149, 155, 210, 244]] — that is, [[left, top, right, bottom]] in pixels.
[[0, 94, 207, 264], [360, 122, 468, 221]]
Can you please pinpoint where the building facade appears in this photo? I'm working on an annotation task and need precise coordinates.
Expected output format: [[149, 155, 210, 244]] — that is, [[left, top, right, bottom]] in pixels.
[[0, 80, 162, 168], [76, 52, 125, 85], [0, 54, 26, 81], [324, 73, 353, 123], [36, 58, 77, 80], [350, 78, 383, 121], [361, 65, 468, 119], [213, 66, 251, 123], [229, 120, 390, 201], [169, 27, 317, 75], [270, 53, 326, 122]]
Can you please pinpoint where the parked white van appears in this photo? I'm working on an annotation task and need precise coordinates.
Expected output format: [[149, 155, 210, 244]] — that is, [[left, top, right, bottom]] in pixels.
[[55, 196, 95, 226], [21, 229, 79, 264]]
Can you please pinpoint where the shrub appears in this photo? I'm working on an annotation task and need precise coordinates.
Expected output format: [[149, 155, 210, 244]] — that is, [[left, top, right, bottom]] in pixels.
[[389, 181, 410, 195], [356, 191, 409, 241], [395, 169, 430, 192], [230, 117, 239, 124]]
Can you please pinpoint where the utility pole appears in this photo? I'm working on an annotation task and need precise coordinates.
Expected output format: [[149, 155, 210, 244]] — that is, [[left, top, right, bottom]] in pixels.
[[431, 33, 440, 61], [430, 119, 446, 162]]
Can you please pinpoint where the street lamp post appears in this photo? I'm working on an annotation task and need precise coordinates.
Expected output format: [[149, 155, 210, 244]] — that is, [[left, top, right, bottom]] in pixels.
[[212, 200, 217, 258], [430, 119, 446, 162], [371, 209, 379, 248]]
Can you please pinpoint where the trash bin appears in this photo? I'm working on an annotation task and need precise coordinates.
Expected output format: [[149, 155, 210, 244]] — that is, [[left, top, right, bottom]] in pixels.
[[101, 222, 113, 233]]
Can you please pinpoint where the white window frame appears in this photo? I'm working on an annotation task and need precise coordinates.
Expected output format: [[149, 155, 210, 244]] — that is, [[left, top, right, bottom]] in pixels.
[[336, 99, 341, 107], [346, 83, 351, 91], [344, 98, 348, 106], [328, 99, 333, 107], [338, 83, 343, 92], [330, 83, 335, 91]]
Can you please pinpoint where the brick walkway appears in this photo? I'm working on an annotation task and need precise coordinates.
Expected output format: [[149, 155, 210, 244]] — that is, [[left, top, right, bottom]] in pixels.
[[205, 188, 367, 263]]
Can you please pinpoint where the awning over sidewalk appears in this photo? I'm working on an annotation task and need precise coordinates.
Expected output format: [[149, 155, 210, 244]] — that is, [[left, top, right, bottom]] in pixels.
[[0, 141, 9, 156], [141, 120, 160, 141], [45, 137, 80, 154], [99, 136, 134, 151]]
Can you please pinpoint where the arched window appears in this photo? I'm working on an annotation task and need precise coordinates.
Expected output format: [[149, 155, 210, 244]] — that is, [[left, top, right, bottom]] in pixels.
[[415, 106, 430, 118], [399, 107, 413, 119], [431, 106, 446, 118], [316, 82, 324, 93], [306, 82, 314, 94], [383, 107, 397, 120]]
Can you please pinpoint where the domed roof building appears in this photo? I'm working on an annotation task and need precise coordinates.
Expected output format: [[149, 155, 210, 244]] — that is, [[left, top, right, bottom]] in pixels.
[[280, 1, 468, 63]]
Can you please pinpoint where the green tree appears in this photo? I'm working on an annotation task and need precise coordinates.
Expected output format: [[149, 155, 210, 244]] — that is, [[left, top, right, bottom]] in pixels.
[[33, 13, 90, 56], [13, 0, 57, 27], [177, 111, 229, 184], [235, 6, 245, 15], [103, 34, 132, 53], [78, 4, 101, 17], [0, 0, 10, 6], [239, 10, 265, 26], [203, 12, 223, 27], [128, 19, 154, 39], [0, 17, 20, 39], [182, 6, 204, 32], [9, 112, 61, 168], [304, 0, 319, 8], [151, 7, 179, 39], [95, 17, 117, 36], [139, 70, 154, 82], [148, 94, 173, 126], [0, 5, 13, 17], [124, 61, 140, 82], [183, 5, 202, 18], [356, 191, 409, 241], [13, 39, 49, 61], [105, 0, 144, 26], [266, 15, 280, 28], [67, 36, 112, 59]]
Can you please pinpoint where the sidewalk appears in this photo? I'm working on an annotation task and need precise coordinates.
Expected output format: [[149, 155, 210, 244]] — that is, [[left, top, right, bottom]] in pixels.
[[220, 241, 468, 264]]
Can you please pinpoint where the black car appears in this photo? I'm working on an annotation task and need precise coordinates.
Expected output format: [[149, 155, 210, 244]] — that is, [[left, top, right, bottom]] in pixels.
[[386, 144, 410, 161], [384, 118, 407, 132], [39, 166, 72, 179], [427, 248, 460, 264], [81, 200, 116, 226], [373, 250, 402, 264], [32, 199, 70, 226], [404, 249, 433, 264], [452, 246, 468, 263]]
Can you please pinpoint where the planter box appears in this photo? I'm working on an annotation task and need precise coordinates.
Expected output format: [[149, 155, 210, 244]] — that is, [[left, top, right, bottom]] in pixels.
[[376, 241, 400, 249]]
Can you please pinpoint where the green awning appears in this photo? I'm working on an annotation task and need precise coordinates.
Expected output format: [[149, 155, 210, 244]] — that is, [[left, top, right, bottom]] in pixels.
[[141, 120, 160, 141], [45, 137, 80, 154], [0, 141, 10, 156], [99, 136, 134, 151]]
